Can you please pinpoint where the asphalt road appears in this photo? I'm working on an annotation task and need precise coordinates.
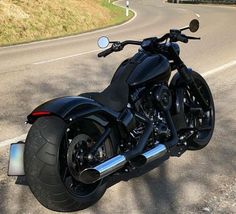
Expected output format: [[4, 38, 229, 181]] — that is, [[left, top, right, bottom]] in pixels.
[[0, 0, 236, 213]]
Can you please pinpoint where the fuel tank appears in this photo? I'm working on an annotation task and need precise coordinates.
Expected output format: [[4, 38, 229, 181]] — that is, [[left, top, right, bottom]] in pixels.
[[111, 50, 171, 87]]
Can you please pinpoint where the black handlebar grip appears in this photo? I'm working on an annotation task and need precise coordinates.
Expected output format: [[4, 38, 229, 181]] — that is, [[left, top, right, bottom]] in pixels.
[[177, 34, 188, 43], [98, 47, 113, 57]]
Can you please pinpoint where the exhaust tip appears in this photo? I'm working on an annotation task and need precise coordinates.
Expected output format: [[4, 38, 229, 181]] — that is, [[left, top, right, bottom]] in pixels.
[[79, 168, 100, 184], [79, 155, 127, 184], [131, 144, 167, 167], [130, 155, 147, 168]]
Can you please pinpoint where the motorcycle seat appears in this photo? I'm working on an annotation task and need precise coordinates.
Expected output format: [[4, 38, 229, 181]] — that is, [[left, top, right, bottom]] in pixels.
[[80, 60, 138, 112], [80, 80, 129, 112]]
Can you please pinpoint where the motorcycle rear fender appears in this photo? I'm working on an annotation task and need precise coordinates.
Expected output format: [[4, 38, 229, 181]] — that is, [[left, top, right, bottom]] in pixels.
[[27, 96, 120, 126]]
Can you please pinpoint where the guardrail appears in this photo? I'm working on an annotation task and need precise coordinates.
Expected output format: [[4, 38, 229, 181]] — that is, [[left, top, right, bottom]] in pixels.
[[167, 0, 236, 4]]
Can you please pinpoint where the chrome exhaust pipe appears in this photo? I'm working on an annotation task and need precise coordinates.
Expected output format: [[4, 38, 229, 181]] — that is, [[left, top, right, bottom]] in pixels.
[[79, 155, 126, 184], [131, 144, 167, 167], [79, 143, 167, 184]]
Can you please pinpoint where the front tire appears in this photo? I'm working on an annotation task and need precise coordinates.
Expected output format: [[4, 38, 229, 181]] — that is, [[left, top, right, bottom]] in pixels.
[[24, 116, 114, 212], [171, 71, 215, 150]]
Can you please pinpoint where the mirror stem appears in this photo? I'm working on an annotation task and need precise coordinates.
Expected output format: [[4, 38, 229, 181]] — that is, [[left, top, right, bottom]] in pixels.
[[180, 26, 189, 32]]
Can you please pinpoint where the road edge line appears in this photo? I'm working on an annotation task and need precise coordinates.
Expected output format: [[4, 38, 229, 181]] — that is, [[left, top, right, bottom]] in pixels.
[[202, 60, 236, 77]]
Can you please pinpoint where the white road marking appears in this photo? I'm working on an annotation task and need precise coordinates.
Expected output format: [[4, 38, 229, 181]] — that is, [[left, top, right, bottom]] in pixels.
[[0, 1, 137, 50], [195, 13, 200, 18], [33, 49, 100, 65], [0, 134, 27, 148], [202, 60, 236, 77], [1, 59, 236, 147]]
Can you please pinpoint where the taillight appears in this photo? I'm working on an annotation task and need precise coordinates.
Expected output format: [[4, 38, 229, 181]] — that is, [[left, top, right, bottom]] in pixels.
[[31, 111, 51, 116]]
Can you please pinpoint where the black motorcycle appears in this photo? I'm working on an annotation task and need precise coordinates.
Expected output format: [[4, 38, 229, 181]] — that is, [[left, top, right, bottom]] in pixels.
[[8, 20, 214, 212]]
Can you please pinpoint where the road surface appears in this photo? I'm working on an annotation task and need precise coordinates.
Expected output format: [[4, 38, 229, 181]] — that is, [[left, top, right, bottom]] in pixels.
[[0, 0, 235, 213]]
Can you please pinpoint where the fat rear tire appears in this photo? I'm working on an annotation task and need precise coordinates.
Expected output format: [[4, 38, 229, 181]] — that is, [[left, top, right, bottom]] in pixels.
[[24, 116, 110, 212]]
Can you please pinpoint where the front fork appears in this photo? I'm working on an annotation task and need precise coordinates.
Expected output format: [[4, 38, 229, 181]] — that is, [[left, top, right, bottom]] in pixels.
[[178, 66, 209, 110], [168, 46, 209, 111]]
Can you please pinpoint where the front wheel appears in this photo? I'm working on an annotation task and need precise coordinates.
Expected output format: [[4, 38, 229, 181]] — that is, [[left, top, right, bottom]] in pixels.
[[172, 71, 215, 150], [24, 116, 116, 212]]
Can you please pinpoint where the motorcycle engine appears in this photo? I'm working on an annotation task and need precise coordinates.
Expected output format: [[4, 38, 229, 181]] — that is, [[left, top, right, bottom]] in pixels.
[[130, 84, 172, 145]]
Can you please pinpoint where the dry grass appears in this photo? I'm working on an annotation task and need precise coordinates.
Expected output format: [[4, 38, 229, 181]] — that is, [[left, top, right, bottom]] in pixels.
[[0, 0, 133, 46]]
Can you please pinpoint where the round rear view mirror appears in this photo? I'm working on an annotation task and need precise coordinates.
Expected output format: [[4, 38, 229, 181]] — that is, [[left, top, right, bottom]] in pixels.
[[97, 36, 110, 49], [189, 19, 199, 33]]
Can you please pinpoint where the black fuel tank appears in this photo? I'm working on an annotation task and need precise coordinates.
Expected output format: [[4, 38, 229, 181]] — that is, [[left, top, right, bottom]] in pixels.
[[111, 51, 171, 87], [127, 52, 170, 86]]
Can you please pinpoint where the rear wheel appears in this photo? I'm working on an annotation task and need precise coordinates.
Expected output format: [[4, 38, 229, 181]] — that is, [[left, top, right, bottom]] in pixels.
[[24, 116, 115, 212]]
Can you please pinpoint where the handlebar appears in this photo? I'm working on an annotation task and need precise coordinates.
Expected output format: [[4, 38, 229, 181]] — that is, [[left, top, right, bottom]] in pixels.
[[98, 47, 114, 57], [98, 30, 200, 57], [122, 40, 142, 46], [176, 34, 188, 43], [157, 33, 170, 43], [98, 40, 142, 57]]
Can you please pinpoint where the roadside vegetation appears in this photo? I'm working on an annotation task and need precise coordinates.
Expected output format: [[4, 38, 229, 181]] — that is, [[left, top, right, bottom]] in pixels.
[[0, 0, 133, 46]]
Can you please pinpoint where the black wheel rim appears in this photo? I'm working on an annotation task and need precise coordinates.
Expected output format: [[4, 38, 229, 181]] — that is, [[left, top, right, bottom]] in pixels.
[[182, 79, 214, 143], [59, 120, 108, 197]]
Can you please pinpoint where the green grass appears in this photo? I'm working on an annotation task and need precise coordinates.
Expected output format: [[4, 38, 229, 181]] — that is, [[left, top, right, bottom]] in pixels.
[[0, 0, 134, 46], [101, 1, 133, 25]]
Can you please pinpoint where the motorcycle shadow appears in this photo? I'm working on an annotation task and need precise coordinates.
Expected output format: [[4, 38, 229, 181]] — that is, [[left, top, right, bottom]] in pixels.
[[15, 155, 169, 188]]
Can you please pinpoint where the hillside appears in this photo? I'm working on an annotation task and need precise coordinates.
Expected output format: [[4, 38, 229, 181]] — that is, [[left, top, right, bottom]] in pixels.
[[0, 0, 133, 46]]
